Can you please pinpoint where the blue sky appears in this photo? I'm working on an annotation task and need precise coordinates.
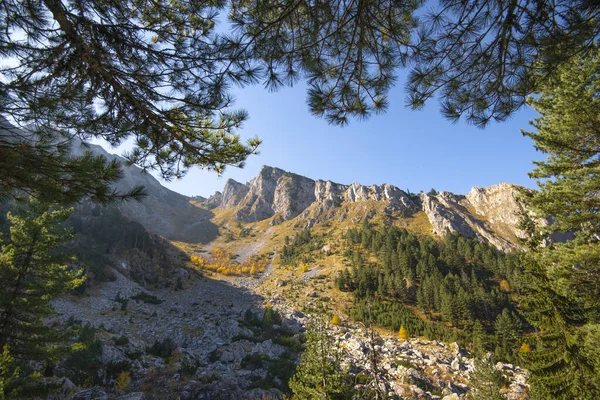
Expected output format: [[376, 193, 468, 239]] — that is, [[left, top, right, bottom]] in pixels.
[[97, 69, 542, 198]]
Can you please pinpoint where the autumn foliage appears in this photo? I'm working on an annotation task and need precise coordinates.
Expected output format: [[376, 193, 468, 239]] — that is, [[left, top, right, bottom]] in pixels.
[[398, 325, 409, 341], [519, 343, 532, 353], [331, 315, 342, 325], [190, 248, 268, 276]]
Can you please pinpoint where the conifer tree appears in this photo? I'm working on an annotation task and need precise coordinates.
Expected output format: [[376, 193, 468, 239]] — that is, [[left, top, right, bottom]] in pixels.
[[494, 308, 521, 361], [0, 199, 83, 365], [519, 44, 600, 398], [1, 1, 597, 196], [289, 315, 354, 399], [468, 355, 507, 400]]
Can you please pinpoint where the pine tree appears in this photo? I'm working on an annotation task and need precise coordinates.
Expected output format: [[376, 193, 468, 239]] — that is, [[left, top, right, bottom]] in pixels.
[[0, 346, 19, 400], [468, 355, 507, 400], [471, 320, 487, 356], [0, 199, 83, 364], [289, 315, 354, 399], [494, 308, 521, 361], [518, 44, 600, 398]]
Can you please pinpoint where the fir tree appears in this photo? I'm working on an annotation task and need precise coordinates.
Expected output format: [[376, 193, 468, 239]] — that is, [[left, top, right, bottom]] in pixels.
[[468, 355, 508, 400], [0, 199, 83, 364], [519, 44, 600, 398], [289, 315, 354, 399]]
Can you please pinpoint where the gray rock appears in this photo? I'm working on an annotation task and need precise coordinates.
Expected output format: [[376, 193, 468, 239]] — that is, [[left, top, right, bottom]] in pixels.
[[100, 344, 125, 365], [221, 179, 250, 209], [252, 339, 286, 359], [116, 393, 145, 400], [244, 388, 284, 399], [442, 394, 459, 400], [69, 387, 108, 400]]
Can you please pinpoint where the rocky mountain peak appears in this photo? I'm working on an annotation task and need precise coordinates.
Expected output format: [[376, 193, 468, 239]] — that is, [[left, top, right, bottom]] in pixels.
[[234, 166, 316, 222], [204, 166, 530, 251], [220, 179, 249, 209]]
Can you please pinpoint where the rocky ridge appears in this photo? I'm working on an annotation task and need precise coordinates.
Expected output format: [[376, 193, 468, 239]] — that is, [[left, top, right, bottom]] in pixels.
[[71, 141, 219, 244], [208, 166, 529, 251]]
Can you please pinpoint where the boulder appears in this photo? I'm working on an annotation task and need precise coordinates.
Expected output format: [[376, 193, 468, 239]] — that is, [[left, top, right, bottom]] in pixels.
[[69, 387, 108, 400]]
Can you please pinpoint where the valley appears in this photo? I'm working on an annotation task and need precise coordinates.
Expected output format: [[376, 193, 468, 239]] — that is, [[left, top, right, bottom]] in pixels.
[[44, 153, 533, 399]]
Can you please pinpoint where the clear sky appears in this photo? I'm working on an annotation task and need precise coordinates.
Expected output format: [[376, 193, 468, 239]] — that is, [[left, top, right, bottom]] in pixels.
[[96, 69, 542, 198]]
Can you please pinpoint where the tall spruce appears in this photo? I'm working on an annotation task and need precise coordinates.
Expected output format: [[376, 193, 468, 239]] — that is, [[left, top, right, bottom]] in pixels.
[[519, 45, 600, 398], [0, 199, 83, 367]]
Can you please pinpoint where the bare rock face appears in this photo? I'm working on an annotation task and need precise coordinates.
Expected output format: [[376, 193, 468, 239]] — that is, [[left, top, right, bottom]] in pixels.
[[314, 180, 346, 210], [466, 183, 528, 241], [232, 167, 418, 223], [206, 191, 222, 207], [235, 166, 285, 222], [272, 173, 316, 220], [220, 179, 249, 209], [208, 165, 532, 251], [314, 180, 417, 213], [420, 193, 477, 238], [420, 186, 523, 252]]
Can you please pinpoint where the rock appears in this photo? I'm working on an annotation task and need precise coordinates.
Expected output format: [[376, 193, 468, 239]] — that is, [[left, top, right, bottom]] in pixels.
[[244, 388, 284, 399], [61, 378, 77, 395], [116, 393, 145, 400], [450, 358, 461, 371], [100, 344, 125, 365], [69, 387, 108, 400], [421, 192, 477, 239], [321, 245, 331, 254], [179, 380, 200, 400], [235, 166, 316, 222], [252, 339, 286, 359], [275, 279, 288, 287], [442, 394, 459, 400], [449, 342, 461, 356], [220, 179, 250, 209], [220, 350, 236, 363]]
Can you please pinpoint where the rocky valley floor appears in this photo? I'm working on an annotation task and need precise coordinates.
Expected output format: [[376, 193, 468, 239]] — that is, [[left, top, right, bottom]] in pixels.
[[50, 266, 528, 400]]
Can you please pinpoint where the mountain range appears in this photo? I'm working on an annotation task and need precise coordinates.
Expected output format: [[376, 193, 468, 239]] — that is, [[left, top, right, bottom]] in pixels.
[[200, 165, 530, 252]]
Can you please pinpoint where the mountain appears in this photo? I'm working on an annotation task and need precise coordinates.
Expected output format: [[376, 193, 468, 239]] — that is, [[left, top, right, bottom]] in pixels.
[[71, 140, 219, 244], [206, 165, 529, 251]]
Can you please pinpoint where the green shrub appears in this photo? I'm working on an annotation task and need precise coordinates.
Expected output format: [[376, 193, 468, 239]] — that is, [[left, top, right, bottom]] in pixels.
[[146, 338, 177, 358], [114, 335, 129, 346], [131, 292, 164, 304], [241, 353, 270, 370]]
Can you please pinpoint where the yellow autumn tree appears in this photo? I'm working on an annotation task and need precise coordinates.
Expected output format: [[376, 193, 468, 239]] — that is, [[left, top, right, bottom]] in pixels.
[[499, 279, 511, 293], [331, 315, 342, 325], [519, 343, 532, 353], [398, 325, 409, 341], [115, 371, 130, 393]]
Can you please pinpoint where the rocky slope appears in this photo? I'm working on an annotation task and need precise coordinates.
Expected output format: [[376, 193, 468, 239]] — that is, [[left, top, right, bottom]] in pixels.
[[207, 166, 529, 251], [52, 270, 528, 400], [71, 141, 219, 244]]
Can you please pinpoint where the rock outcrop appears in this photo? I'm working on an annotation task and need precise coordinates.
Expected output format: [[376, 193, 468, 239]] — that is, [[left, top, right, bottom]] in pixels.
[[207, 166, 527, 251], [220, 179, 249, 209], [209, 166, 418, 225]]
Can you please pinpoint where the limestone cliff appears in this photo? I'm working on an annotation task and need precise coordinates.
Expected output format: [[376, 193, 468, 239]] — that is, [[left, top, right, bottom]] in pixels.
[[220, 179, 249, 209], [208, 166, 530, 251]]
